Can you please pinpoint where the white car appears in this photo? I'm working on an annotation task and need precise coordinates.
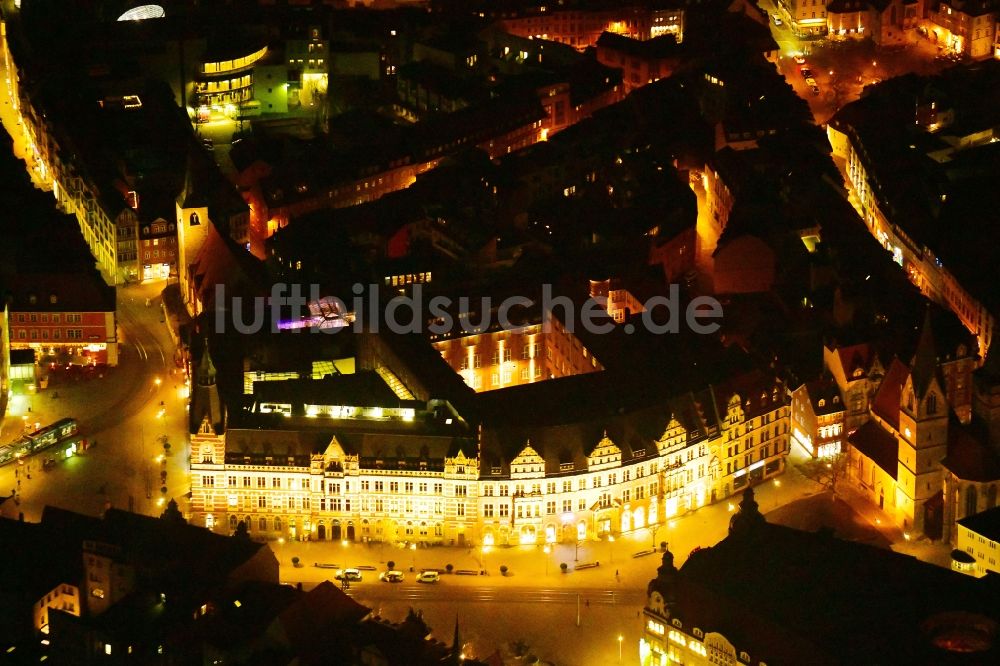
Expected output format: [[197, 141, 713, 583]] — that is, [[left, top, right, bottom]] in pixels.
[[379, 570, 405, 583], [417, 571, 440, 584], [772, 14, 782, 26], [334, 568, 362, 582]]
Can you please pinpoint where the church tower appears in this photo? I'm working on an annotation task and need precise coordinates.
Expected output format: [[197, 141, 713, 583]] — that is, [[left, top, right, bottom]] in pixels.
[[176, 152, 211, 310], [897, 309, 949, 535], [189, 339, 226, 531]]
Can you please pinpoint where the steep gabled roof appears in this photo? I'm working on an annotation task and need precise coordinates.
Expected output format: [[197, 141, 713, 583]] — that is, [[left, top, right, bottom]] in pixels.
[[848, 420, 899, 480], [872, 358, 909, 430]]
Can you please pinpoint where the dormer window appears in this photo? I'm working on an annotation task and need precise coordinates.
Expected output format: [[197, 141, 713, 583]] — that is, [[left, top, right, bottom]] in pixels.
[[49, 294, 57, 304], [190, 212, 200, 226], [818, 399, 826, 408]]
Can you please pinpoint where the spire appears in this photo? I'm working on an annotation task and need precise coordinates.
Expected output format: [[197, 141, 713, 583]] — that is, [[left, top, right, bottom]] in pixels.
[[910, 305, 939, 399], [190, 339, 224, 435], [196, 338, 217, 387], [176, 149, 207, 209]]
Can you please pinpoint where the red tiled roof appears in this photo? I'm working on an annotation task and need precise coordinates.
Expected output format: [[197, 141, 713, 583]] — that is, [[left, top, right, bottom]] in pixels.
[[872, 358, 909, 430], [836, 343, 874, 380]]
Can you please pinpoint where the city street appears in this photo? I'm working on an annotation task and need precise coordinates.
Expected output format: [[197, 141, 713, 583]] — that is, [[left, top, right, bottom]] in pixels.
[[757, 0, 949, 124], [0, 282, 190, 521]]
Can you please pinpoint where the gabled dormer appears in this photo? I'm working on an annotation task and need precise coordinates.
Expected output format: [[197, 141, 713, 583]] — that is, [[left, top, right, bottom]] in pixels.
[[445, 448, 478, 478], [725, 394, 744, 428], [656, 417, 687, 455], [321, 435, 353, 475], [588, 431, 622, 471], [510, 441, 545, 479], [191, 415, 225, 467]]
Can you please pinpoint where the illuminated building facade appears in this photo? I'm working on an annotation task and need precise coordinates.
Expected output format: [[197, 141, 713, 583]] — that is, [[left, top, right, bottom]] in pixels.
[[6, 274, 119, 366], [823, 341, 885, 435], [790, 379, 846, 458], [500, 6, 655, 50], [193, 44, 268, 113], [828, 113, 996, 360], [139, 217, 178, 282], [847, 313, 980, 538], [954, 506, 1000, 576], [924, 0, 997, 59], [775, 0, 831, 36], [430, 319, 603, 392], [188, 340, 790, 546], [284, 25, 329, 108]]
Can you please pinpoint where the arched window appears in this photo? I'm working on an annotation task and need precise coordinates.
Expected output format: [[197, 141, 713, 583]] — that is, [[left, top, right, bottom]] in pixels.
[[275, 517, 282, 532], [190, 211, 200, 226], [229, 515, 238, 530], [259, 517, 267, 531], [965, 486, 978, 517], [926, 393, 937, 415]]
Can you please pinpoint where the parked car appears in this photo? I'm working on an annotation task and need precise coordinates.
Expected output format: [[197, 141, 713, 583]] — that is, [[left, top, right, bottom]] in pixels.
[[772, 14, 782, 26], [201, 138, 214, 151], [379, 570, 404, 583], [793, 54, 806, 65], [417, 571, 440, 584], [800, 67, 813, 78], [334, 568, 362, 582], [810, 85, 821, 95], [805, 77, 818, 87]]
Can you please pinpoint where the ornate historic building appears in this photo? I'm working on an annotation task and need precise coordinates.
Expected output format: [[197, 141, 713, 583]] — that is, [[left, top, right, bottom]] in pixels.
[[189, 341, 790, 546], [847, 313, 993, 540]]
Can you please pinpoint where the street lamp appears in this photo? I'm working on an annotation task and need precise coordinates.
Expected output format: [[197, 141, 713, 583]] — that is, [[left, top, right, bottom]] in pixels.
[[618, 634, 623, 662], [609, 535, 615, 564], [410, 542, 417, 571]]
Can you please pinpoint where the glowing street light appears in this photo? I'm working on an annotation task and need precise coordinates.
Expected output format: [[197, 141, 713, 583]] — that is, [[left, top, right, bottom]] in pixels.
[[154, 377, 162, 387], [618, 635, 624, 662]]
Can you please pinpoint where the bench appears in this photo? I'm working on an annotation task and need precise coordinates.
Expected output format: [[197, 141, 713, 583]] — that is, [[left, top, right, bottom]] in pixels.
[[313, 563, 339, 569], [455, 569, 480, 576], [632, 549, 657, 558], [574, 561, 600, 570], [355, 565, 377, 571]]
